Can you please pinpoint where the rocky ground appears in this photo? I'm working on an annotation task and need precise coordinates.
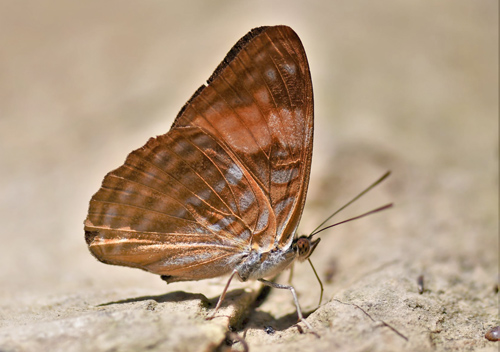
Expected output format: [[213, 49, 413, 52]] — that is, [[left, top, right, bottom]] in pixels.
[[0, 1, 497, 351]]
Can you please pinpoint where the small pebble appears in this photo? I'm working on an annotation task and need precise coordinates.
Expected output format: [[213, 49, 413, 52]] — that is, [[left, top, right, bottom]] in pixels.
[[485, 326, 500, 341], [264, 325, 275, 335]]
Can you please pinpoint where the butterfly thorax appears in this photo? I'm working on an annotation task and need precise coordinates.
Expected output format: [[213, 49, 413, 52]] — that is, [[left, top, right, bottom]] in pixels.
[[235, 245, 297, 282], [234, 233, 321, 281]]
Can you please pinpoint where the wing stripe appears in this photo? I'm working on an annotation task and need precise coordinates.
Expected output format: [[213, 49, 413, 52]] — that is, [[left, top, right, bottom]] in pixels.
[[180, 130, 256, 237], [229, 57, 273, 159], [242, 37, 295, 166], [195, 90, 265, 229], [187, 99, 248, 217], [124, 151, 228, 215]]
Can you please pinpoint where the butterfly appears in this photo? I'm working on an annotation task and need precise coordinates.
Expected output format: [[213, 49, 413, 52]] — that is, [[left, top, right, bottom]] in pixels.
[[86, 25, 324, 333]]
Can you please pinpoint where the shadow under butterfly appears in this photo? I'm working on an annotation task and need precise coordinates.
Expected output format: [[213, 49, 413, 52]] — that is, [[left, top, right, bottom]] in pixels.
[[84, 25, 392, 334]]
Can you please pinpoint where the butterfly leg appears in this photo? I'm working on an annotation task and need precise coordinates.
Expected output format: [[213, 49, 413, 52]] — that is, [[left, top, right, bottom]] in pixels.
[[258, 279, 318, 336], [207, 269, 239, 320]]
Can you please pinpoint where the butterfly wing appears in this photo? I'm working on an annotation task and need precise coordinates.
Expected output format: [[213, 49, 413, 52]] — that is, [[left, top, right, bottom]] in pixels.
[[84, 25, 313, 282]]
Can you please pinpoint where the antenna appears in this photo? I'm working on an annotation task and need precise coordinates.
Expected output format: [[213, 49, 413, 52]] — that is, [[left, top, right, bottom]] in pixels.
[[309, 171, 391, 236], [310, 203, 393, 238]]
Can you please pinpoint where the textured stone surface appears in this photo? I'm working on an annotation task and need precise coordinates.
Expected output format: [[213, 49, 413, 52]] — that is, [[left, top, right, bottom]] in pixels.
[[0, 1, 497, 351]]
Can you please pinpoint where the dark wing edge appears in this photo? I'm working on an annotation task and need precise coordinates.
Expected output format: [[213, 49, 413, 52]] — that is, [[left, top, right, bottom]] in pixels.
[[173, 26, 271, 128]]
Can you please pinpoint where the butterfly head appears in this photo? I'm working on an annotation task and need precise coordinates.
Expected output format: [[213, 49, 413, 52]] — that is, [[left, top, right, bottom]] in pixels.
[[293, 235, 321, 262]]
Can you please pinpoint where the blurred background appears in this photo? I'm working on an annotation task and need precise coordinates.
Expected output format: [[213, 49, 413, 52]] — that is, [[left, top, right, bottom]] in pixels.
[[0, 0, 497, 333]]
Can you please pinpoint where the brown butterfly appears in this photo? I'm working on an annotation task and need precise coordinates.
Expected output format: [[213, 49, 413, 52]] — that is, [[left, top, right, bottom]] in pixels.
[[85, 25, 317, 330], [84, 25, 391, 333]]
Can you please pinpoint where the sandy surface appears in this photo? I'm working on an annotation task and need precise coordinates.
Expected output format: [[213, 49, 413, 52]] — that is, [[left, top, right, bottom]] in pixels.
[[0, 1, 497, 351]]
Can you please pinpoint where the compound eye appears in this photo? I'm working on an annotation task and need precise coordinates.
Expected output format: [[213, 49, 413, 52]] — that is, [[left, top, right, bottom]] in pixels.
[[296, 237, 310, 258]]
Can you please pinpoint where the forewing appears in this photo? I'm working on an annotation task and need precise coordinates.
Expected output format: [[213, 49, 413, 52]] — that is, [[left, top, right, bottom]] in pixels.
[[173, 26, 314, 250]]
